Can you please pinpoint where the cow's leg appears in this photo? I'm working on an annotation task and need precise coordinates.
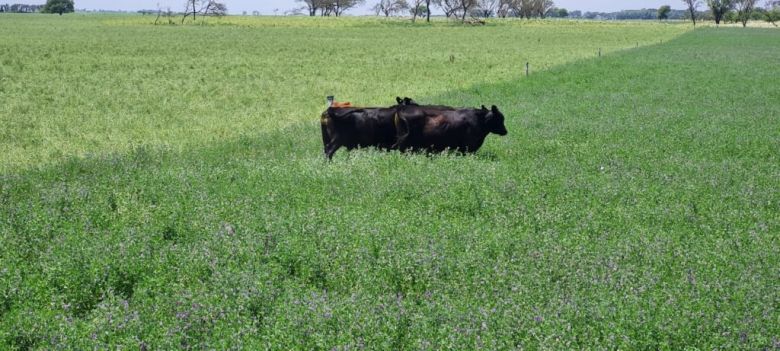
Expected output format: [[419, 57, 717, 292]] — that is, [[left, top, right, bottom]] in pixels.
[[325, 139, 342, 160], [321, 121, 331, 155], [393, 135, 407, 152]]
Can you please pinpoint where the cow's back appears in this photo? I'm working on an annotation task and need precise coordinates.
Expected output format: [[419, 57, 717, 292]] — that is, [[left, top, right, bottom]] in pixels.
[[395, 107, 483, 152], [324, 106, 398, 150]]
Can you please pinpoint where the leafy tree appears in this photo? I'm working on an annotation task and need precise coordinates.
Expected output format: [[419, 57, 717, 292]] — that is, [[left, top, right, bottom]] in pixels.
[[535, 0, 554, 17], [765, 0, 780, 26], [457, 0, 478, 22], [511, 0, 555, 19], [495, 0, 514, 17], [476, 0, 498, 17], [707, 0, 733, 24], [373, 0, 409, 16], [409, 0, 431, 23], [42, 0, 74, 15], [299, 0, 364, 17], [297, 0, 321, 16], [544, 6, 567, 17], [734, 0, 757, 26], [658, 5, 672, 19], [724, 8, 738, 21], [682, 0, 702, 26], [408, 0, 425, 22], [331, 0, 365, 16], [484, 0, 560, 18], [516, 0, 534, 18], [434, 0, 460, 18], [181, 0, 227, 22], [204, 1, 227, 16]]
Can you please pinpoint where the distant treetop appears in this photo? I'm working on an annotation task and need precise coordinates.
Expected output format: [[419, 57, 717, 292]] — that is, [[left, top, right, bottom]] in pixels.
[[42, 0, 75, 15]]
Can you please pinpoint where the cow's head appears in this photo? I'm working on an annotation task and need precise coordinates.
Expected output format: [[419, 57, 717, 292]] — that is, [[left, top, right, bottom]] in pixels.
[[396, 96, 418, 106], [481, 105, 507, 136]]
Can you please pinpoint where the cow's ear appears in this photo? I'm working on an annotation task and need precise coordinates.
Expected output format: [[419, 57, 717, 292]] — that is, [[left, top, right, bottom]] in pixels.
[[491, 105, 499, 113], [481, 105, 488, 111], [396, 97, 403, 104], [478, 107, 490, 120]]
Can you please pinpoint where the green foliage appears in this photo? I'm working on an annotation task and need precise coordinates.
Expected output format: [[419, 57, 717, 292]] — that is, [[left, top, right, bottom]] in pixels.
[[658, 5, 672, 19], [734, 0, 758, 26], [707, 0, 734, 23], [725, 9, 740, 21], [765, 5, 780, 25], [0, 15, 779, 349], [546, 7, 569, 18], [41, 0, 74, 15]]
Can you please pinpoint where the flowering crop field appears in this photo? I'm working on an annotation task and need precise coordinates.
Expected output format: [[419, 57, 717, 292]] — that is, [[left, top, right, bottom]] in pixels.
[[0, 14, 778, 349]]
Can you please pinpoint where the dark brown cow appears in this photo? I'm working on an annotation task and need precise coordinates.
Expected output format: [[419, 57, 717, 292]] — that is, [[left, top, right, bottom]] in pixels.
[[320, 97, 416, 159], [393, 104, 508, 153]]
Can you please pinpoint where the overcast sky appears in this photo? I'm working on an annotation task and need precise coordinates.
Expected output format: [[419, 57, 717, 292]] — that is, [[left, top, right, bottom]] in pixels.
[[44, 1, 686, 14]]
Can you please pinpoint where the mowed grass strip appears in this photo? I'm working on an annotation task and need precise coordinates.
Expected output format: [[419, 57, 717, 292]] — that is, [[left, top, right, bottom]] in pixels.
[[1, 16, 779, 349]]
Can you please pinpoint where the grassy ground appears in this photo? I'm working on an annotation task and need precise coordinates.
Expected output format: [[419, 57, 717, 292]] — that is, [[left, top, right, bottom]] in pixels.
[[0, 14, 686, 172], [1, 15, 778, 349]]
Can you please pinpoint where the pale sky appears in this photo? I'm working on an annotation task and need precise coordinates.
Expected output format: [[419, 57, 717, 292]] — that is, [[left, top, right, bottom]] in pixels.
[[41, 1, 687, 14]]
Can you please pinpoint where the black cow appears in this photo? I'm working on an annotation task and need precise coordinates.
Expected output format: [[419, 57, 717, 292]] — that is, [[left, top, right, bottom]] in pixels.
[[320, 97, 416, 159], [393, 104, 508, 153]]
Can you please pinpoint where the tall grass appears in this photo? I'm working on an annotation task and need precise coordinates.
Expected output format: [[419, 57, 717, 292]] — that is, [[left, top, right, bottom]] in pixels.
[[0, 15, 687, 171], [1, 14, 778, 349]]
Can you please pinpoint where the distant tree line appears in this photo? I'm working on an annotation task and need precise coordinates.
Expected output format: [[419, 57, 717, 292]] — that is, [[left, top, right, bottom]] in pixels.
[[0, 3, 45, 12], [547, 1, 777, 27], [572, 8, 695, 20], [296, 0, 565, 22], [696, 0, 778, 26], [0, 0, 74, 14], [295, 0, 366, 17], [357, 0, 779, 26], [676, 0, 779, 27]]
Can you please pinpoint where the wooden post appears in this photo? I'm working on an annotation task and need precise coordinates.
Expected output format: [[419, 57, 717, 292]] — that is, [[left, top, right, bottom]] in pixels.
[[525, 62, 529, 76]]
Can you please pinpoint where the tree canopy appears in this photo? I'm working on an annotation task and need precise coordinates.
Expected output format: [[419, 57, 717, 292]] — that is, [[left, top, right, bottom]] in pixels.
[[707, 0, 734, 24], [42, 0, 74, 15], [658, 5, 672, 19]]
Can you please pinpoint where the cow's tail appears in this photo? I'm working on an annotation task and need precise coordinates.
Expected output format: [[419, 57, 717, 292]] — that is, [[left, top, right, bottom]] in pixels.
[[320, 111, 331, 154]]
